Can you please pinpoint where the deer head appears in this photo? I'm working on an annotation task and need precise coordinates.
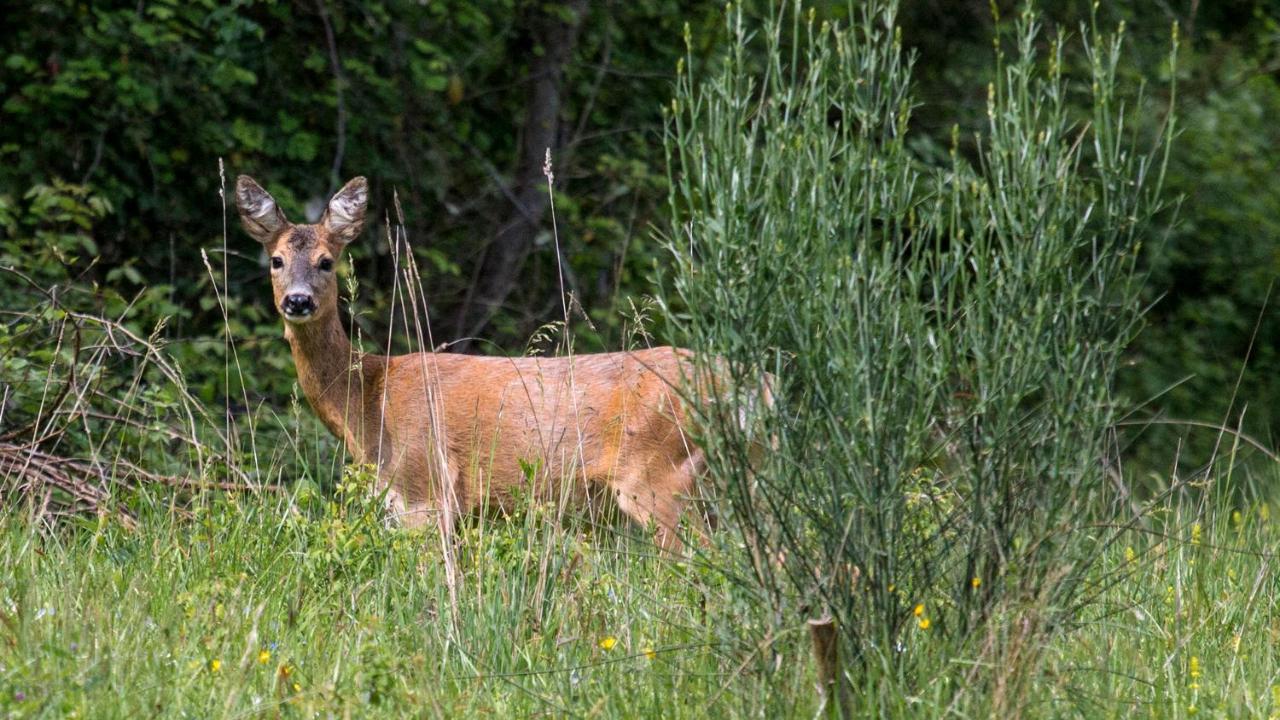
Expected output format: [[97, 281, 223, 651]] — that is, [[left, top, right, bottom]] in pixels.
[[235, 176, 368, 324]]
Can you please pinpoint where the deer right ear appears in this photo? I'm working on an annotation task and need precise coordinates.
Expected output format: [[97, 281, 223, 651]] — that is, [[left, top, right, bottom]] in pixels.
[[322, 176, 368, 245], [235, 175, 289, 244]]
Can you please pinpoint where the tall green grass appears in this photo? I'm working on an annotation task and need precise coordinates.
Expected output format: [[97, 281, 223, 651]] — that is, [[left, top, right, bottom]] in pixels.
[[2, 468, 1277, 717], [0, 486, 813, 718]]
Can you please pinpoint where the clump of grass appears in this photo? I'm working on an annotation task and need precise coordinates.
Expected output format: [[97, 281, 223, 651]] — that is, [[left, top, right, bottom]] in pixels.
[[663, 0, 1177, 701]]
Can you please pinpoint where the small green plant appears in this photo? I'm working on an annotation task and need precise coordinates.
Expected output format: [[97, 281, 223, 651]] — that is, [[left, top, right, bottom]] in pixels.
[[294, 463, 396, 579]]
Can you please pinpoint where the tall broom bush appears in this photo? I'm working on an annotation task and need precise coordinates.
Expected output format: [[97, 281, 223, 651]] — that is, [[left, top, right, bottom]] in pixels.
[[664, 0, 1175, 678]]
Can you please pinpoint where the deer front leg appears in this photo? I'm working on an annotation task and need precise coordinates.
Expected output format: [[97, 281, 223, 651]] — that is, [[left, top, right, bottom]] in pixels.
[[611, 459, 702, 554], [381, 461, 464, 585], [380, 485, 410, 529], [374, 460, 429, 529]]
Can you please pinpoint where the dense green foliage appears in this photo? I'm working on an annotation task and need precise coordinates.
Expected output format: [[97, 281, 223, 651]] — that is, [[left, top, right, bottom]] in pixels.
[[1, 0, 709, 399], [2, 2, 1278, 462]]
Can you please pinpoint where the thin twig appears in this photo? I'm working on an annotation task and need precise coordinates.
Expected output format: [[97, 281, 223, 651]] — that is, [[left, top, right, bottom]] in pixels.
[[315, 0, 348, 193]]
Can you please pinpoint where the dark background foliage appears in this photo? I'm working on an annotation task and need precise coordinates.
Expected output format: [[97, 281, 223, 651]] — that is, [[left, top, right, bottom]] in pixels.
[[2, 0, 1278, 469]]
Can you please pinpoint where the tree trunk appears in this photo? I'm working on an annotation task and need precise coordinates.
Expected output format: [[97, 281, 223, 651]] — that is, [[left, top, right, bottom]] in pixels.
[[454, 0, 589, 346]]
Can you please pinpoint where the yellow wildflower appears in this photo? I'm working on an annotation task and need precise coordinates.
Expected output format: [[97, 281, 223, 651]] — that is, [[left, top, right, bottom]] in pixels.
[[913, 604, 925, 617], [918, 617, 931, 630], [1189, 655, 1201, 679], [292, 682, 301, 693], [644, 647, 656, 661], [1191, 523, 1202, 545], [209, 659, 222, 674], [971, 577, 981, 589], [258, 649, 271, 665], [599, 636, 617, 651], [1124, 546, 1136, 563]]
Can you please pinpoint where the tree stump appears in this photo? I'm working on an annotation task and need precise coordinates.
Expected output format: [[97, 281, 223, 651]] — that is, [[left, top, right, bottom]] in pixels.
[[808, 615, 851, 718]]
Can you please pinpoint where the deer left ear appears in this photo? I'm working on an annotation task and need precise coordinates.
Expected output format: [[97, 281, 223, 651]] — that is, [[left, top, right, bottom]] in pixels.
[[322, 176, 368, 245]]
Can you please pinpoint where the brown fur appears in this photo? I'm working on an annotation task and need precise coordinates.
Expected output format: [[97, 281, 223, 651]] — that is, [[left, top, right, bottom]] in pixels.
[[236, 175, 705, 551]]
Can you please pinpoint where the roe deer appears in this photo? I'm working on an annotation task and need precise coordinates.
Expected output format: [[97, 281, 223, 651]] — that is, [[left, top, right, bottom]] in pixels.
[[236, 175, 708, 551]]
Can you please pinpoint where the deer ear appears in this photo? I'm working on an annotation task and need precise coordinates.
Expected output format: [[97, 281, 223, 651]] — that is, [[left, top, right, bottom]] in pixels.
[[322, 176, 368, 245], [235, 175, 289, 244]]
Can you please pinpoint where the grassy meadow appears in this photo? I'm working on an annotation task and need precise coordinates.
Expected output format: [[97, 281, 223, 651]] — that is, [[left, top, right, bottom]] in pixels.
[[0, 465, 1277, 717]]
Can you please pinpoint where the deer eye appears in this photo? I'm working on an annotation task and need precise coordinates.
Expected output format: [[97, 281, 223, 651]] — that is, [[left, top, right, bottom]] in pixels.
[[318, 258, 334, 272], [270, 256, 283, 270]]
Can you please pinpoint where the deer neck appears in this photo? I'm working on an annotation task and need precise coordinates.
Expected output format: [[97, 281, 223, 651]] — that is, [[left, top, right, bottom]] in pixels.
[[284, 310, 385, 462]]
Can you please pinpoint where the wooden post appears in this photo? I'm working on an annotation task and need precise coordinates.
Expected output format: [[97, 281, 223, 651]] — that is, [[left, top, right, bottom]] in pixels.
[[809, 615, 851, 718]]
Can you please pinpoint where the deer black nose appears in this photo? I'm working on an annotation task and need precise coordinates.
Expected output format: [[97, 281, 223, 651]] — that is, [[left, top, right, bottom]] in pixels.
[[281, 294, 315, 317]]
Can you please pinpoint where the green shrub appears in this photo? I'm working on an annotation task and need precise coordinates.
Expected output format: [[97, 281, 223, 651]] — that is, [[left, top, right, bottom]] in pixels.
[[664, 0, 1175, 686]]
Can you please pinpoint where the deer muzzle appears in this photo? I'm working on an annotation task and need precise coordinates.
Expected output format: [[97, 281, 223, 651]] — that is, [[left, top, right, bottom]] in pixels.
[[281, 293, 316, 320]]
